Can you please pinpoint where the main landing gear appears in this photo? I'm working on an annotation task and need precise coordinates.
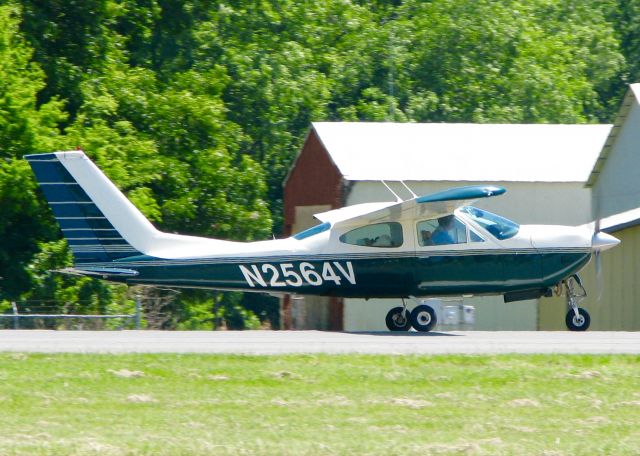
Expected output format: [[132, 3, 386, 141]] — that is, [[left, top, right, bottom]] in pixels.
[[385, 298, 438, 332], [562, 275, 591, 331]]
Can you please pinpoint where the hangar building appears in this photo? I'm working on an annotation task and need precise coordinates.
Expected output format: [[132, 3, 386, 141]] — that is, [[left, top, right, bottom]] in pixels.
[[539, 83, 640, 330], [283, 121, 610, 331]]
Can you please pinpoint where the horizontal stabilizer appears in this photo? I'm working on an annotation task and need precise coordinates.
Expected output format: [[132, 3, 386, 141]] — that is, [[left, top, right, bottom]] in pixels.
[[57, 267, 140, 277]]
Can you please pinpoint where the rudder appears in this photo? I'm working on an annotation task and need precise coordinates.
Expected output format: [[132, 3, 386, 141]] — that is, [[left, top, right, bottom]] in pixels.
[[25, 152, 142, 264]]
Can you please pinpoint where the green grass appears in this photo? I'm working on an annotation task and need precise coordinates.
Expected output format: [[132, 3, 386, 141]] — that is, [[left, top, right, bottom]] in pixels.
[[0, 354, 639, 455]]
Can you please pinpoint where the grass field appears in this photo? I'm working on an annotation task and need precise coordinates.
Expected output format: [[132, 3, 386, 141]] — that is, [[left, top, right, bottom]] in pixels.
[[1, 353, 639, 455]]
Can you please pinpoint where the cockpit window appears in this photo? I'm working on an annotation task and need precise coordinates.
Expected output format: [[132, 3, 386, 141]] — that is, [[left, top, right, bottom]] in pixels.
[[460, 206, 520, 240], [340, 222, 403, 248], [417, 216, 468, 246], [293, 222, 331, 240]]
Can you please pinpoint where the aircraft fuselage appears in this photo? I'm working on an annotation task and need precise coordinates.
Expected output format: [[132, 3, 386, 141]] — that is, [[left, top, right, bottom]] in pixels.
[[103, 250, 591, 299], [87, 217, 595, 301]]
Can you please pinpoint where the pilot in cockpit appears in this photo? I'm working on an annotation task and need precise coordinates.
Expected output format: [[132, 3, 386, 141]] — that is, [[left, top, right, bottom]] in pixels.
[[431, 215, 455, 245], [420, 230, 433, 246]]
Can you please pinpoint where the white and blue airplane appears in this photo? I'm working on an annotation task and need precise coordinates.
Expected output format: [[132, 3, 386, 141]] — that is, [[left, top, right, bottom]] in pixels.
[[25, 151, 619, 331]]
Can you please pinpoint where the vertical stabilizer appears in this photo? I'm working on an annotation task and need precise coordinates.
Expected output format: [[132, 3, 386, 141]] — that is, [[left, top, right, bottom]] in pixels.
[[25, 151, 154, 264]]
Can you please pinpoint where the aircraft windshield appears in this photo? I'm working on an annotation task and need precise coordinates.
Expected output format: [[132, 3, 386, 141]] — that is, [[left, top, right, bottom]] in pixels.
[[460, 206, 519, 240]]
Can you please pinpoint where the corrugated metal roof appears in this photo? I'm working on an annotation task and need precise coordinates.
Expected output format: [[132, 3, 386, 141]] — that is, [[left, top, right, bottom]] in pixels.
[[586, 83, 640, 187], [312, 122, 611, 182], [600, 207, 640, 233], [581, 207, 640, 233]]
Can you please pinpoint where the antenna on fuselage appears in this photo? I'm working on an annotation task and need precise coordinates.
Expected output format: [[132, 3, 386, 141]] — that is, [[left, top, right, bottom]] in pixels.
[[381, 180, 403, 202]]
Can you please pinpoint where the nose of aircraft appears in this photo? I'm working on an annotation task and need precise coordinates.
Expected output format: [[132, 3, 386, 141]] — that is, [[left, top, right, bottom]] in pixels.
[[527, 225, 620, 253], [592, 231, 620, 252]]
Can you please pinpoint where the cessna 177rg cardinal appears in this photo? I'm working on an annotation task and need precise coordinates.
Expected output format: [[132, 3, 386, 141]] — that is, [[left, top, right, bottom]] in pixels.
[[25, 151, 620, 331]]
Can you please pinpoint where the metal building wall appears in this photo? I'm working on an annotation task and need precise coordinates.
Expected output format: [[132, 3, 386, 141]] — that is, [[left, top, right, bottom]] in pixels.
[[538, 225, 640, 330], [559, 84, 640, 331], [590, 87, 640, 220]]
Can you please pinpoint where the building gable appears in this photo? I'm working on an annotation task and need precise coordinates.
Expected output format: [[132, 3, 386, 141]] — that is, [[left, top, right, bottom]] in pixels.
[[283, 129, 343, 236], [589, 84, 640, 219]]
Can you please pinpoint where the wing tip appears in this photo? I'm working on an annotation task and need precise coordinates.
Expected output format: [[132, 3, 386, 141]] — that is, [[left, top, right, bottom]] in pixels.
[[417, 185, 506, 204]]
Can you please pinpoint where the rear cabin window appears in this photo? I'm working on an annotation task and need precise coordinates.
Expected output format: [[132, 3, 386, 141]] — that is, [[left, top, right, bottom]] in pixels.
[[339, 222, 403, 248]]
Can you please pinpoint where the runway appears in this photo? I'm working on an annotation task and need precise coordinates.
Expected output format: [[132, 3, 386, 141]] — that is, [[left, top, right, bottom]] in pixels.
[[0, 330, 638, 354]]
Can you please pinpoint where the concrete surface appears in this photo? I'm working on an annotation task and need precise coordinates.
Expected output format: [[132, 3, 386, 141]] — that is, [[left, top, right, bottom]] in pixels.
[[0, 330, 638, 354]]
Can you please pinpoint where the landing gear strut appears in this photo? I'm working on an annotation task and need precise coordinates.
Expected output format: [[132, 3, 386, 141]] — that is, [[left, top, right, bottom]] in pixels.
[[385, 298, 438, 332], [563, 275, 590, 331]]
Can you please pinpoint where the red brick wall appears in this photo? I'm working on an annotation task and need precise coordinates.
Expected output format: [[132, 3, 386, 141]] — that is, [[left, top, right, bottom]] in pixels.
[[283, 129, 343, 236], [282, 128, 345, 330]]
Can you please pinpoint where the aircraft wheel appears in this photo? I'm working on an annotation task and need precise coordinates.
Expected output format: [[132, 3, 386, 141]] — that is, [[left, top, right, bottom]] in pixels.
[[410, 304, 437, 332], [565, 308, 590, 331], [385, 307, 411, 331]]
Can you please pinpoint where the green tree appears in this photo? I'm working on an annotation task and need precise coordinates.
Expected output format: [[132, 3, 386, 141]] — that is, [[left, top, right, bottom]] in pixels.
[[18, 0, 112, 119], [0, 3, 66, 299], [393, 0, 624, 123], [606, 0, 640, 117]]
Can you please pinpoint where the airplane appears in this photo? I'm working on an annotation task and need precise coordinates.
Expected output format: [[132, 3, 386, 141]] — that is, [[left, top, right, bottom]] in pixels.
[[25, 151, 620, 332]]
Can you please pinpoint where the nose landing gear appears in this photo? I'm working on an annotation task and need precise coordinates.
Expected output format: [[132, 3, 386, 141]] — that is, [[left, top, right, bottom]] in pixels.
[[563, 275, 591, 331], [385, 298, 438, 332]]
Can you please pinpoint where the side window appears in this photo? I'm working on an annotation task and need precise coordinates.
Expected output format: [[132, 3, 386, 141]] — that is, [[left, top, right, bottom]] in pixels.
[[417, 215, 467, 246], [339, 222, 403, 248], [470, 229, 485, 243]]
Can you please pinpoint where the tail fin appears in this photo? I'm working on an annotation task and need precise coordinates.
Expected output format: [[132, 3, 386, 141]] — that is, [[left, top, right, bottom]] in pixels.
[[25, 151, 151, 264]]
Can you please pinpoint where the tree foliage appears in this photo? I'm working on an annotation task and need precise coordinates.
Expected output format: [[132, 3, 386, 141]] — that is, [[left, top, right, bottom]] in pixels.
[[0, 4, 65, 299], [0, 0, 637, 327]]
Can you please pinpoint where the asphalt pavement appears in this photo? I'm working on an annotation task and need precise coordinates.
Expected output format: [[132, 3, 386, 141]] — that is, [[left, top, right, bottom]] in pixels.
[[0, 330, 638, 354]]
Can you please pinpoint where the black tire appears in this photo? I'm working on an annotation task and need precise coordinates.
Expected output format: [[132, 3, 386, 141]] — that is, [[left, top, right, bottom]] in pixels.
[[385, 307, 412, 331], [566, 308, 590, 331], [410, 304, 437, 332]]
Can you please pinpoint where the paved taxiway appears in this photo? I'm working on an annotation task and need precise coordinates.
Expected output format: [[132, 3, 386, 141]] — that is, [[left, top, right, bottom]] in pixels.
[[0, 330, 638, 354]]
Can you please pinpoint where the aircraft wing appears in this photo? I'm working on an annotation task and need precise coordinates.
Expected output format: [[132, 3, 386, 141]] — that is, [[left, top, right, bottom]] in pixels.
[[314, 202, 398, 225], [325, 185, 505, 228]]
